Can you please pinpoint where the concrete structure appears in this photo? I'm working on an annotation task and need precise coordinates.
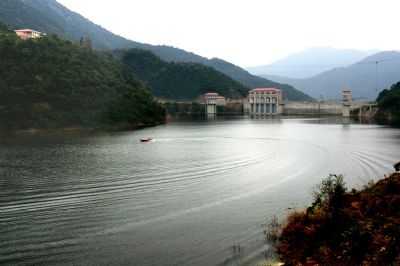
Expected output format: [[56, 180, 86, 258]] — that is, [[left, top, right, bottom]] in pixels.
[[14, 29, 46, 39], [283, 102, 343, 115], [342, 88, 351, 117], [283, 100, 377, 116], [248, 88, 284, 115], [204, 92, 227, 114], [215, 95, 226, 105], [205, 92, 218, 115], [206, 87, 374, 117], [283, 101, 370, 115]]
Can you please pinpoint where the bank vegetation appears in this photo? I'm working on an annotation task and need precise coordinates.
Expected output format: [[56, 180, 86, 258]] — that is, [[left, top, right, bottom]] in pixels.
[[277, 171, 400, 265]]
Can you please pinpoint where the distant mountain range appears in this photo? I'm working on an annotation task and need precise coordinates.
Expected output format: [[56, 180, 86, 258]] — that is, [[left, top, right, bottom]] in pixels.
[[263, 51, 400, 100], [0, 0, 313, 101], [246, 47, 378, 79]]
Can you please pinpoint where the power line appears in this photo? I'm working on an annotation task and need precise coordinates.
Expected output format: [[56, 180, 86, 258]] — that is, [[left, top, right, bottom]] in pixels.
[[256, 56, 400, 68], [258, 56, 400, 77], [355, 56, 400, 65]]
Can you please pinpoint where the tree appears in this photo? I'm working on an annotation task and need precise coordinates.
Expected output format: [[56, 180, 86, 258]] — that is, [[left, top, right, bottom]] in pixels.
[[311, 174, 347, 209]]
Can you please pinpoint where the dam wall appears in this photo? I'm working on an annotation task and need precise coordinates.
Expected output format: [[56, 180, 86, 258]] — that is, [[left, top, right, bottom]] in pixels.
[[283, 102, 363, 115], [283, 102, 342, 115]]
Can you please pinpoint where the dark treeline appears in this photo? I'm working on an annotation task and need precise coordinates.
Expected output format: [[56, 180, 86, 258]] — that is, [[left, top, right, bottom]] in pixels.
[[376, 81, 400, 124], [0, 20, 13, 33], [162, 102, 205, 115], [162, 102, 243, 116], [0, 34, 165, 131]]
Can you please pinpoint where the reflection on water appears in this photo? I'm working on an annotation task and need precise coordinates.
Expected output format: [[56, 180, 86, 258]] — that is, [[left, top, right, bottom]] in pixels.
[[0, 116, 399, 265]]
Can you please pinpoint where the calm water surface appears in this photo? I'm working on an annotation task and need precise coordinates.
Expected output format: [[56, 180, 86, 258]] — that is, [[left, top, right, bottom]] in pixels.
[[1, 116, 399, 265]]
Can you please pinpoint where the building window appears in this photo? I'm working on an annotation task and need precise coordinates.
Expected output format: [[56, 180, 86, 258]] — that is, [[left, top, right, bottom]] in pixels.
[[272, 104, 277, 113]]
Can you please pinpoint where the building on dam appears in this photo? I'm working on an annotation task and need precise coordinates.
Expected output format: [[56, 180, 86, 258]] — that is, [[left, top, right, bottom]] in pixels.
[[247, 88, 284, 115], [204, 87, 367, 116], [204, 92, 226, 114]]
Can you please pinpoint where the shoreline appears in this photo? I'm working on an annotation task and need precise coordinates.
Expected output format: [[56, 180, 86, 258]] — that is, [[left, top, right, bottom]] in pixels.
[[0, 121, 166, 136]]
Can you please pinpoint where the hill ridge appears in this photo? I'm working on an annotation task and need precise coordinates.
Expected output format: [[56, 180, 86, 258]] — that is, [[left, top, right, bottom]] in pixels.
[[247, 47, 378, 78], [264, 51, 400, 100], [0, 0, 313, 101], [119, 49, 250, 100]]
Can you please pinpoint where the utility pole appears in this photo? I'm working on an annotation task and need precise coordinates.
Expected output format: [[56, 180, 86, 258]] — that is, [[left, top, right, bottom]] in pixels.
[[375, 61, 378, 91]]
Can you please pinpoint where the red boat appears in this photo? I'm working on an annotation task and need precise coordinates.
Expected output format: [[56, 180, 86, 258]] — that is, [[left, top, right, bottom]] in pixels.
[[140, 137, 153, 142]]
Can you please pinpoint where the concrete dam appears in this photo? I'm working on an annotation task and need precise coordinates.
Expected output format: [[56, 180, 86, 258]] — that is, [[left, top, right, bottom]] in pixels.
[[205, 88, 376, 117]]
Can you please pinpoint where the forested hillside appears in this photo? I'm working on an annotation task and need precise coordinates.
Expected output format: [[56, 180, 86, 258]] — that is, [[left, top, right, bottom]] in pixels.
[[0, 0, 313, 101], [119, 49, 249, 100], [0, 0, 138, 50], [208, 58, 313, 101], [376, 81, 400, 123], [0, 35, 165, 130], [118, 49, 168, 83], [0, 21, 12, 33]]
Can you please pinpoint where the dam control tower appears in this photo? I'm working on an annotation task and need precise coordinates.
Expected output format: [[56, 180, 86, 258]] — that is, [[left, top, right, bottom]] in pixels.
[[342, 88, 351, 117]]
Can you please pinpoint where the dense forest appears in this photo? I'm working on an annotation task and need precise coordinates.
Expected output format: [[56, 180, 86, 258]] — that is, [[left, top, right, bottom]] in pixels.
[[0, 20, 12, 33], [376, 81, 400, 124], [207, 58, 314, 101], [277, 173, 400, 265], [0, 34, 165, 131], [119, 49, 249, 100], [162, 102, 205, 115]]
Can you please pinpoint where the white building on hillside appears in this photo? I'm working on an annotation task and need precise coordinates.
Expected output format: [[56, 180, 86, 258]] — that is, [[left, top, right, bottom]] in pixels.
[[14, 29, 46, 39]]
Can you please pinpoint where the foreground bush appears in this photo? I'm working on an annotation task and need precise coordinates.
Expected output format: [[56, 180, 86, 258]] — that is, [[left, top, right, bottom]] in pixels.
[[277, 173, 400, 265]]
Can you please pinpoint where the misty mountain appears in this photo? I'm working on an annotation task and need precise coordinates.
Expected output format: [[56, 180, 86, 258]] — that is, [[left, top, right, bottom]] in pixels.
[[264, 51, 400, 100], [247, 47, 378, 79], [118, 49, 249, 100], [0, 0, 313, 101]]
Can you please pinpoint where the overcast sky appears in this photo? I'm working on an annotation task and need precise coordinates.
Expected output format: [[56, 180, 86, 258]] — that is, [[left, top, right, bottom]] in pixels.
[[56, 0, 399, 68]]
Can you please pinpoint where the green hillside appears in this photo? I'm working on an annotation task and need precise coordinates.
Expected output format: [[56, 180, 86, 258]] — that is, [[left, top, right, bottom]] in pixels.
[[0, 35, 164, 131], [208, 58, 314, 101], [0, 0, 313, 101], [376, 81, 400, 123], [0, 21, 12, 33], [149, 63, 248, 100], [0, 0, 139, 50], [119, 49, 249, 100], [119, 49, 168, 83]]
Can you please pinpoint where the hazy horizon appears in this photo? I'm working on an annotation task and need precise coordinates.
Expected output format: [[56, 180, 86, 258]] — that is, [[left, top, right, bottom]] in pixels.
[[55, 0, 400, 68]]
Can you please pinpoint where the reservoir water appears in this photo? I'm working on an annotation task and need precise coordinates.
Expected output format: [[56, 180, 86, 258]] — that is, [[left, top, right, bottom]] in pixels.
[[1, 116, 399, 265]]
